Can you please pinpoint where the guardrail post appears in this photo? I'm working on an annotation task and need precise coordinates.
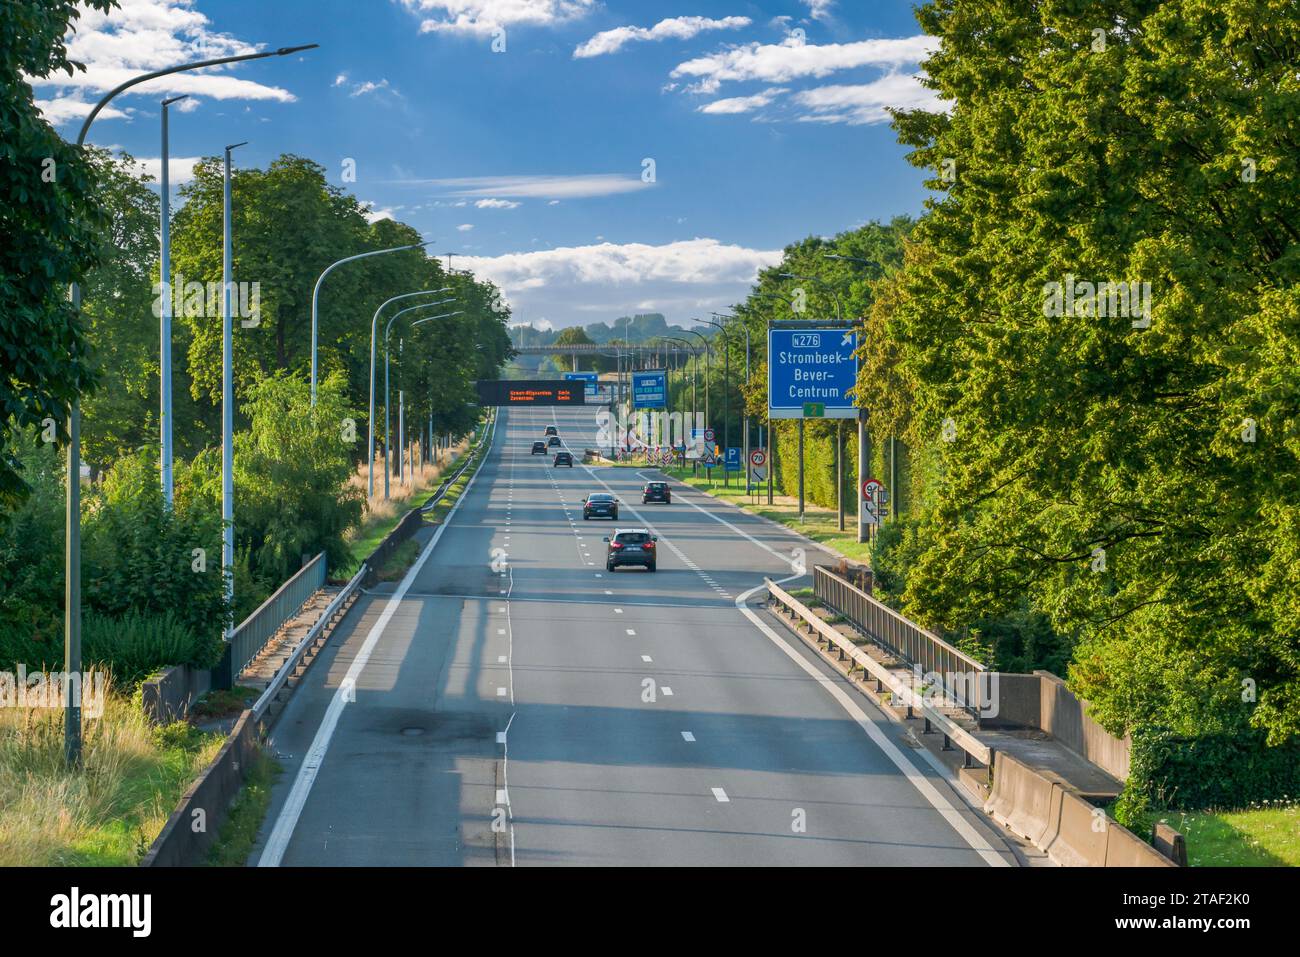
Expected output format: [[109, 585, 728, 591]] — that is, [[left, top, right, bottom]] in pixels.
[[942, 733, 953, 752], [923, 716, 933, 735]]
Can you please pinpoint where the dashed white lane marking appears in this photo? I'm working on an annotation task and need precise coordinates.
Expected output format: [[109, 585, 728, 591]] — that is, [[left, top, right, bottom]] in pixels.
[[497, 655, 507, 663], [711, 787, 729, 803], [497, 628, 506, 635], [614, 608, 623, 614], [496, 789, 508, 805], [625, 629, 636, 636], [497, 686, 507, 697], [682, 731, 696, 742], [661, 686, 673, 696], [641, 655, 652, 662]]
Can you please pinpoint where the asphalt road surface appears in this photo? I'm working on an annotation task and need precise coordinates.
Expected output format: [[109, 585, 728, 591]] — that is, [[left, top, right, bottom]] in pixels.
[[250, 405, 1017, 866]]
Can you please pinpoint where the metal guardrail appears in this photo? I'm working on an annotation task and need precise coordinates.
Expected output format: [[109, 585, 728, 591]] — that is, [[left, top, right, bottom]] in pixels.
[[251, 562, 366, 723], [768, 577, 993, 768], [226, 552, 327, 683], [813, 565, 986, 718]]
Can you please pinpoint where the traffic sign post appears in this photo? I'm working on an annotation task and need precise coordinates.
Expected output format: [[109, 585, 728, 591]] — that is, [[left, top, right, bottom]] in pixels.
[[632, 369, 667, 409], [861, 477, 884, 528], [748, 448, 768, 493]]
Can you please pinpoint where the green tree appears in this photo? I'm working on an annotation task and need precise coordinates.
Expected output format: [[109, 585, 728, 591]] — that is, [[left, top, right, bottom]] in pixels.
[[0, 0, 117, 507], [879, 0, 1300, 743]]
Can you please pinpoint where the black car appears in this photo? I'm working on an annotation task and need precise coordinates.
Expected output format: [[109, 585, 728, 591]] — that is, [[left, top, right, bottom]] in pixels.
[[642, 481, 671, 504], [604, 529, 657, 572], [553, 451, 574, 467], [531, 441, 547, 455], [583, 492, 618, 520], [547, 435, 562, 448], [544, 425, 558, 437]]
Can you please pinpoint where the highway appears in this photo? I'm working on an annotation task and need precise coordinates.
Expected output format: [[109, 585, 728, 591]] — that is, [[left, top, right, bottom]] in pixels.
[[251, 405, 1017, 866]]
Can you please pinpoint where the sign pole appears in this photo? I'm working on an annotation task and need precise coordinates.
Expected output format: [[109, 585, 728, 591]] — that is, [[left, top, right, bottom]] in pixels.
[[837, 420, 844, 532], [798, 419, 805, 523], [857, 410, 869, 544]]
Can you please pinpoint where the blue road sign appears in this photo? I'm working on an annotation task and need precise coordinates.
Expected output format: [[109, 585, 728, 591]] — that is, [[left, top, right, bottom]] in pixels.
[[725, 447, 741, 471], [767, 327, 859, 419], [564, 371, 598, 396], [632, 369, 667, 409]]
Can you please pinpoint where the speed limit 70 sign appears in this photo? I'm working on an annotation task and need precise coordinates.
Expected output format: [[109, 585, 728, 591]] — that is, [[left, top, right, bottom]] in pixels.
[[749, 448, 768, 482]]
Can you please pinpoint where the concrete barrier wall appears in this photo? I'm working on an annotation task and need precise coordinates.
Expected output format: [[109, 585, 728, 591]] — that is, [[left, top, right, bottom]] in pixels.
[[141, 663, 212, 725], [140, 710, 257, 867], [980, 673, 1042, 729], [1037, 671, 1131, 781], [986, 752, 1174, 867]]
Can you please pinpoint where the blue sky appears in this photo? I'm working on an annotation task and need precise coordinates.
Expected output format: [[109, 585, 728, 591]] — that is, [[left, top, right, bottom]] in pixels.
[[35, 0, 942, 329]]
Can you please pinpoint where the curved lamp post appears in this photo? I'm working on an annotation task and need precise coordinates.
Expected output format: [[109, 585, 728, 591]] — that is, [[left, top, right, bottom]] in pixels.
[[310, 240, 432, 405], [382, 299, 456, 499], [63, 42, 317, 766], [368, 289, 452, 497]]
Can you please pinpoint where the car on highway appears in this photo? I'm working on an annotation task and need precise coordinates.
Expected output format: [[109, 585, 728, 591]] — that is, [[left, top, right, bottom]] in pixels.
[[547, 435, 562, 448], [582, 492, 618, 520], [604, 529, 657, 572], [544, 425, 558, 436], [642, 481, 671, 504], [553, 450, 574, 467], [531, 440, 547, 455]]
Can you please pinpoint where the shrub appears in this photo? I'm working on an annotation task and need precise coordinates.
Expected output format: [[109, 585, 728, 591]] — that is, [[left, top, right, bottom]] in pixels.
[[1119, 727, 1300, 819], [82, 609, 221, 686]]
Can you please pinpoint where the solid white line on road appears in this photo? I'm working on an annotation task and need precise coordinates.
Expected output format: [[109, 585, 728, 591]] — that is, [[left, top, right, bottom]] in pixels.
[[682, 731, 696, 742], [257, 410, 496, 868], [732, 577, 1009, 867], [712, 787, 729, 802]]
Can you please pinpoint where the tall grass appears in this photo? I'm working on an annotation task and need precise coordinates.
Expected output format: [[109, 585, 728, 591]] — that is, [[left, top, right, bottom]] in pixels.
[[0, 691, 222, 866]]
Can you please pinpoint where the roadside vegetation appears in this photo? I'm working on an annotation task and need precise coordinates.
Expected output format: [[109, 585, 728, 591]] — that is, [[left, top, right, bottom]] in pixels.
[[0, 693, 222, 866]]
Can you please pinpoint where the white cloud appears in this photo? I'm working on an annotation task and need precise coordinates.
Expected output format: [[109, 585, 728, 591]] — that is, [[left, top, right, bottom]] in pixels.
[[33, 96, 132, 124], [670, 35, 936, 87], [475, 197, 522, 209], [133, 155, 201, 184], [333, 73, 348, 87], [792, 73, 948, 125], [395, 173, 651, 200], [574, 15, 751, 59], [350, 79, 391, 97], [698, 87, 787, 115], [457, 237, 781, 328], [400, 0, 596, 36], [801, 0, 836, 21], [26, 0, 300, 124], [457, 223, 475, 231], [360, 201, 397, 223]]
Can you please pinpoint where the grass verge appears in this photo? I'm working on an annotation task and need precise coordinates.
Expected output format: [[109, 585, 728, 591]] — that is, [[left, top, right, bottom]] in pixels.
[[206, 746, 282, 866], [0, 694, 223, 865], [660, 466, 873, 562], [1160, 804, 1300, 866]]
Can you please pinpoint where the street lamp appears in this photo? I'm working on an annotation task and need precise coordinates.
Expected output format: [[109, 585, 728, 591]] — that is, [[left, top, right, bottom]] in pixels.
[[159, 93, 187, 508], [700, 317, 732, 486], [383, 299, 456, 499], [368, 288, 453, 497], [62, 42, 317, 766], [822, 254, 876, 543], [712, 312, 751, 492], [309, 240, 433, 405], [221, 141, 247, 632]]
